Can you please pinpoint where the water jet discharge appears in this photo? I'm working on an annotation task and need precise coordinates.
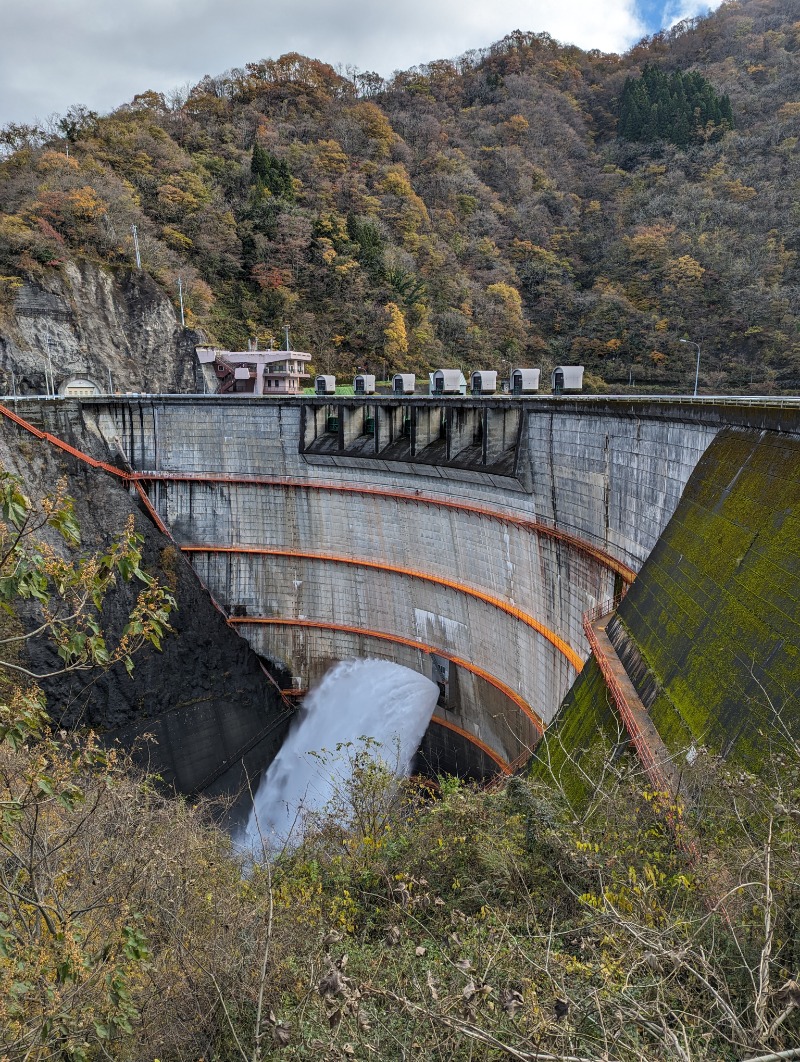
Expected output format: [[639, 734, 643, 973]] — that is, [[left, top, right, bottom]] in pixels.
[[241, 659, 438, 852]]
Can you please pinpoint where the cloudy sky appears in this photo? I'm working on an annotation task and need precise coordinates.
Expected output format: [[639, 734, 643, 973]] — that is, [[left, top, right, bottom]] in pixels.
[[0, 0, 721, 128]]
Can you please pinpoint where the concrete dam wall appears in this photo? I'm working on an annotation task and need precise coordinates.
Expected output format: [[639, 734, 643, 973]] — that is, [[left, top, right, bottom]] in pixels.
[[72, 392, 760, 775], [7, 394, 799, 781]]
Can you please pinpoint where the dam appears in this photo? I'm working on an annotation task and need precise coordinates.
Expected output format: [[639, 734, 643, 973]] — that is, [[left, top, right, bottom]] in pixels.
[[2, 393, 799, 784]]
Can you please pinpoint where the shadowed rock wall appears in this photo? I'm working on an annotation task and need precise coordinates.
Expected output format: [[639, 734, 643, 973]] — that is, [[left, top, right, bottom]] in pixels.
[[0, 412, 292, 798]]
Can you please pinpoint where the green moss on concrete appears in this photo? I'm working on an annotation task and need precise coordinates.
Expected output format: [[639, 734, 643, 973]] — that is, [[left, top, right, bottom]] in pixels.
[[616, 428, 800, 767], [529, 658, 620, 807], [545, 427, 800, 790]]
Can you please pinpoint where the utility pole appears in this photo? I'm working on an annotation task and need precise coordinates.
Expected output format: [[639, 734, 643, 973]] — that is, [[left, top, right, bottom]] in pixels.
[[284, 324, 290, 351], [178, 275, 185, 327], [679, 339, 701, 397], [131, 224, 141, 269], [45, 333, 55, 397], [107, 368, 113, 394]]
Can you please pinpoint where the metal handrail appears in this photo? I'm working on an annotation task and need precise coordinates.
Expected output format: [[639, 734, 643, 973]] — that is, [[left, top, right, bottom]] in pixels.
[[6, 394, 800, 409]]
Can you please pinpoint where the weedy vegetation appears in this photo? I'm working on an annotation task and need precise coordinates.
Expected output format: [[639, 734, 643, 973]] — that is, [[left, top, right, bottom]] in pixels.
[[0, 468, 798, 1060]]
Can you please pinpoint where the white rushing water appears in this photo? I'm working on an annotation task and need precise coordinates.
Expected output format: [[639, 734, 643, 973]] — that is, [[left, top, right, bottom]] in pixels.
[[240, 658, 439, 855]]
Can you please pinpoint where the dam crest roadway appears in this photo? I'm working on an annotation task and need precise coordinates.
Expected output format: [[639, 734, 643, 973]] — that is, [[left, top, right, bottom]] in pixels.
[[5, 392, 800, 780]]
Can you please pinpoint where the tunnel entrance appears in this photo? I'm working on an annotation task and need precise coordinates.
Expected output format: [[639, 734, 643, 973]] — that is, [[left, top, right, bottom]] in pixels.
[[431, 654, 449, 707]]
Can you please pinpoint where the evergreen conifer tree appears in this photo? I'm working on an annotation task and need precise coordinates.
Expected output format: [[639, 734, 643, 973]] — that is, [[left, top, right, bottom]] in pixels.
[[618, 64, 733, 146], [250, 143, 294, 199]]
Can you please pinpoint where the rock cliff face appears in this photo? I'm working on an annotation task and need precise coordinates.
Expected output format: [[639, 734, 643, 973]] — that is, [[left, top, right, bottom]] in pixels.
[[0, 261, 198, 396], [0, 411, 291, 803]]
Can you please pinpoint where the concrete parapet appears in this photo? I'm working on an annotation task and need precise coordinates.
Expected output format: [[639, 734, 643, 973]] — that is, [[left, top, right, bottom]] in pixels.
[[447, 405, 483, 462], [376, 403, 411, 459], [412, 404, 443, 455]]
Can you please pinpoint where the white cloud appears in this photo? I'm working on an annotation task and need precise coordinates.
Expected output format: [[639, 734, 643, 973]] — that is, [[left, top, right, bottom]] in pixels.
[[0, 0, 647, 127], [663, 0, 724, 31]]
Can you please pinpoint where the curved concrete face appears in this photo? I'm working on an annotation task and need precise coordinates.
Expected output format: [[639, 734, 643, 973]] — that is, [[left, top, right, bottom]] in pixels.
[[163, 487, 612, 658], [76, 394, 748, 768], [231, 623, 543, 768], [6, 395, 800, 788], [414, 719, 507, 781], [75, 394, 791, 768]]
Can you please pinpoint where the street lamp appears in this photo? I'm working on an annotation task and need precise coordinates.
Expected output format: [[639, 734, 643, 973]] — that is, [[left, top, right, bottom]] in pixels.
[[679, 338, 701, 397]]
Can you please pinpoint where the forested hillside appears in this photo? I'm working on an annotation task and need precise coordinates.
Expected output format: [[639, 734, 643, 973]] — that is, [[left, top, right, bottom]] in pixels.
[[3, 0, 800, 391]]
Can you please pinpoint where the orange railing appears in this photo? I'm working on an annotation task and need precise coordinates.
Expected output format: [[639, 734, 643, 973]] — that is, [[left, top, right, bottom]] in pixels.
[[141, 471, 637, 584], [582, 611, 669, 793], [0, 402, 637, 586], [581, 592, 671, 795], [583, 597, 619, 625], [0, 400, 596, 767], [581, 597, 705, 869], [0, 402, 128, 479]]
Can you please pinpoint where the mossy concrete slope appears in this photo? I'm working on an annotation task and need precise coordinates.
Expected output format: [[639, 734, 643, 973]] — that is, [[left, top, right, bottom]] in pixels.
[[541, 427, 800, 796], [531, 657, 622, 806]]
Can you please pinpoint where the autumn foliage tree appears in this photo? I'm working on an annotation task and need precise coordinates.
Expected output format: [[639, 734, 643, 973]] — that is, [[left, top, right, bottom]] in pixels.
[[3, 1, 800, 389], [0, 469, 178, 1058]]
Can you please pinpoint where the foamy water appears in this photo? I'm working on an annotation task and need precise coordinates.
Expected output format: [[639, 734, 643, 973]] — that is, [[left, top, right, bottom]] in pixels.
[[240, 659, 439, 855]]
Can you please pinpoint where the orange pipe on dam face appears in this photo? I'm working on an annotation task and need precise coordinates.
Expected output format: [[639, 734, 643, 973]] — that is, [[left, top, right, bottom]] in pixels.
[[429, 715, 512, 774], [138, 472, 636, 583], [227, 616, 545, 735], [0, 403, 635, 583], [182, 545, 584, 673]]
